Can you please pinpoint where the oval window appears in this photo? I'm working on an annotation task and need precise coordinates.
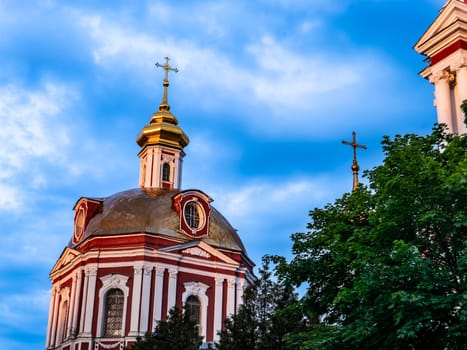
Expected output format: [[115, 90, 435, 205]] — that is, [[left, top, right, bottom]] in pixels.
[[184, 202, 204, 230], [73, 207, 86, 243]]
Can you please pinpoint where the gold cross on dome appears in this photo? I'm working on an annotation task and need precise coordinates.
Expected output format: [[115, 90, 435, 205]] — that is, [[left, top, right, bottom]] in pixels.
[[342, 131, 367, 191], [155, 56, 178, 84], [155, 57, 178, 111]]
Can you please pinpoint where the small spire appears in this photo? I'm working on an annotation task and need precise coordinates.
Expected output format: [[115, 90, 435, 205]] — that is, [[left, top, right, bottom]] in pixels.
[[342, 131, 367, 191], [155, 56, 178, 112]]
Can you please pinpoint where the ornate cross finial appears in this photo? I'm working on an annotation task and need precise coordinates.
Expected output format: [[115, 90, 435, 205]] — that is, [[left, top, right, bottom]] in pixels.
[[342, 131, 367, 191], [155, 57, 178, 111]]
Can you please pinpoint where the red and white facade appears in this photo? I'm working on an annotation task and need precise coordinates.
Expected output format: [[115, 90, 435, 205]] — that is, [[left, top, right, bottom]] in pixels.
[[415, 0, 467, 134], [45, 67, 255, 350]]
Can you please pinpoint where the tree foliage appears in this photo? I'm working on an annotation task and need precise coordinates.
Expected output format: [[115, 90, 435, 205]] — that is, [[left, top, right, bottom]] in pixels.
[[129, 306, 202, 350], [274, 125, 467, 349], [216, 258, 304, 350]]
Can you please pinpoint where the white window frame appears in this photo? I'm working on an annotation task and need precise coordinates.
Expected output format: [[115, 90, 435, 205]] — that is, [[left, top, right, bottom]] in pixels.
[[97, 274, 130, 338], [182, 281, 209, 340]]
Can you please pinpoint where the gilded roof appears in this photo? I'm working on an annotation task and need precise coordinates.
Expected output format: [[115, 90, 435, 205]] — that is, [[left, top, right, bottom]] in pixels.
[[72, 188, 247, 253]]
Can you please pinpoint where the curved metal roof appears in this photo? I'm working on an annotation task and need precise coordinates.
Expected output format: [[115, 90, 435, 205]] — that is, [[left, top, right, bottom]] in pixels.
[[71, 188, 247, 254]]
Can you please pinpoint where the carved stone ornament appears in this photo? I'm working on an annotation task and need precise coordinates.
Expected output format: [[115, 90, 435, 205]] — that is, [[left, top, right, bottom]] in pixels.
[[182, 247, 212, 259], [94, 340, 124, 349]]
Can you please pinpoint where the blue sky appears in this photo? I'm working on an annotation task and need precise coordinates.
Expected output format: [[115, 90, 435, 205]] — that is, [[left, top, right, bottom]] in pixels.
[[0, 0, 445, 349]]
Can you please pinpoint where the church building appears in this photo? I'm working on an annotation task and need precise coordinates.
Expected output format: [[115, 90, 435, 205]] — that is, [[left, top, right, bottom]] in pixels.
[[45, 58, 255, 350], [414, 0, 467, 135]]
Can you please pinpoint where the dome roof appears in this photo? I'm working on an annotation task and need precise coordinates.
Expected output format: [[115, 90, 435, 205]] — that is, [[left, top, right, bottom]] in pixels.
[[72, 188, 247, 253]]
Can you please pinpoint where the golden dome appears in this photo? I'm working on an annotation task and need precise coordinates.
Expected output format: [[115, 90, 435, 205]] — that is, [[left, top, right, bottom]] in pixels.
[[136, 109, 189, 150]]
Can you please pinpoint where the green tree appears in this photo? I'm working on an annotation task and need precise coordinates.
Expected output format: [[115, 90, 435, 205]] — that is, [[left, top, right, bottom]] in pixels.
[[217, 258, 303, 350], [129, 306, 202, 350], [216, 286, 258, 350], [275, 125, 467, 349]]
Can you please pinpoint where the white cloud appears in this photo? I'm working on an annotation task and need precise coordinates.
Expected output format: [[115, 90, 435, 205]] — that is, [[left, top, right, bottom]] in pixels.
[[247, 35, 360, 99], [258, 0, 349, 13], [0, 77, 134, 211], [71, 3, 408, 140], [0, 83, 73, 172], [298, 19, 324, 34], [0, 288, 50, 330], [216, 176, 339, 221], [0, 82, 77, 210], [0, 205, 72, 267], [0, 184, 23, 212]]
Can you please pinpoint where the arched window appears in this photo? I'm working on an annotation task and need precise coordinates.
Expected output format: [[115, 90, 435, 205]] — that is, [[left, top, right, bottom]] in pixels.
[[185, 295, 201, 325], [182, 282, 209, 339], [162, 162, 170, 182], [103, 288, 124, 337]]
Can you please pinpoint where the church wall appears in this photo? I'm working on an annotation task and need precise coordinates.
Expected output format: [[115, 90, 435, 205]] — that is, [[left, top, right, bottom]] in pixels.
[[47, 246, 251, 349]]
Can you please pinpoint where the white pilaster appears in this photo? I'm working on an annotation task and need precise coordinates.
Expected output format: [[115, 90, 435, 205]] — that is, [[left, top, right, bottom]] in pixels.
[[235, 279, 245, 312], [46, 286, 59, 348], [139, 264, 153, 334], [67, 275, 77, 339], [226, 278, 235, 317], [167, 268, 178, 313], [49, 286, 61, 347], [213, 277, 224, 342], [83, 266, 98, 336], [71, 270, 82, 338], [79, 269, 89, 334], [139, 148, 158, 188], [129, 263, 144, 336], [433, 71, 455, 132], [152, 266, 165, 327], [79, 272, 89, 335]]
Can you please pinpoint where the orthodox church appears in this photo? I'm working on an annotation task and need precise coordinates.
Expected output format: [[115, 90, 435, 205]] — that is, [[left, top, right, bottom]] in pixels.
[[45, 58, 255, 350], [45, 0, 466, 349]]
